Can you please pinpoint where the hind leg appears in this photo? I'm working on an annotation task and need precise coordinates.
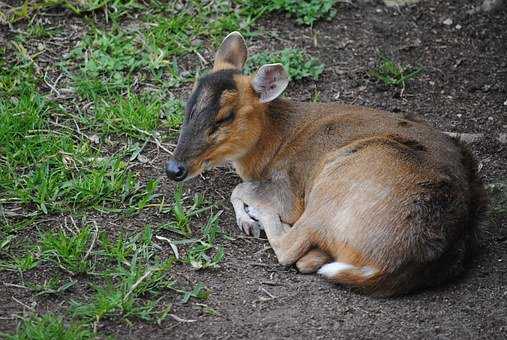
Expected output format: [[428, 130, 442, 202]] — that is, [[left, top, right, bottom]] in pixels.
[[296, 248, 332, 274]]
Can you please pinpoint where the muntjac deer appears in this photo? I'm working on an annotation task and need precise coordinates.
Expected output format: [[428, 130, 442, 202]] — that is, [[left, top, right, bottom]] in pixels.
[[165, 32, 486, 296]]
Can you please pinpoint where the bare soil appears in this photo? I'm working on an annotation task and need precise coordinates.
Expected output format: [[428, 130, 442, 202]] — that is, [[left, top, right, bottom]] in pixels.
[[1, 0, 506, 339]]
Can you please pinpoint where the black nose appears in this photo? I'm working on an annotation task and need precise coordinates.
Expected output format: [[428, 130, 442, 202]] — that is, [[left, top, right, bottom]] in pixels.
[[165, 159, 188, 181]]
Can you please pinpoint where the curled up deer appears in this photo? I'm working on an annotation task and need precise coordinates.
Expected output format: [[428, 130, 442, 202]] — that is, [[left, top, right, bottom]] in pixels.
[[165, 32, 486, 296]]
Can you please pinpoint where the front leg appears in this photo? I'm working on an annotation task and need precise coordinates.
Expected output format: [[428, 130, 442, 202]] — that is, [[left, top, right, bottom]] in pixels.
[[231, 194, 263, 237], [230, 181, 294, 237], [231, 182, 311, 265]]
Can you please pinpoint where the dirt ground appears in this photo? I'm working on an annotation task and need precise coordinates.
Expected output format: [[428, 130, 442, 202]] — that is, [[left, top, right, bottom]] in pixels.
[[1, 0, 506, 339]]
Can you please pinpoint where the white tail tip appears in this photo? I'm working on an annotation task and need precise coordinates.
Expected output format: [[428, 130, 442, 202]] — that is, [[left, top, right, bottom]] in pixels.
[[318, 262, 378, 279]]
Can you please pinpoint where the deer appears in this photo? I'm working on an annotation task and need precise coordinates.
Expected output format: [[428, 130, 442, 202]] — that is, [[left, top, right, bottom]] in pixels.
[[165, 32, 486, 296]]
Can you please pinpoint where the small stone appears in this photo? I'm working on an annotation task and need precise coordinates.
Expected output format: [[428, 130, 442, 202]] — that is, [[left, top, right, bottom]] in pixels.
[[457, 114, 462, 118], [498, 133, 507, 144], [429, 81, 435, 86], [455, 24, 462, 30], [191, 39, 203, 47], [383, 0, 420, 7], [488, 116, 494, 121], [137, 154, 149, 163], [443, 18, 453, 26], [88, 134, 100, 144], [503, 99, 507, 106]]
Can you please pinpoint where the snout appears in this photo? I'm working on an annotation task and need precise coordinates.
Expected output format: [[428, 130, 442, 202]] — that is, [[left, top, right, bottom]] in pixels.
[[165, 159, 188, 181]]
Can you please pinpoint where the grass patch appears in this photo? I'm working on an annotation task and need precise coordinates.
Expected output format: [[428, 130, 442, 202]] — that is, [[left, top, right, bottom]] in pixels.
[[40, 226, 95, 274], [2, 313, 92, 340], [0, 0, 143, 24], [245, 48, 325, 81], [368, 54, 422, 89], [93, 93, 162, 135], [268, 0, 337, 26]]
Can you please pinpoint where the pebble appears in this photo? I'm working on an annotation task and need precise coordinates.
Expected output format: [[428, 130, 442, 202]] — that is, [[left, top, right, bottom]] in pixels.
[[455, 24, 462, 30], [498, 133, 507, 144], [443, 18, 453, 26], [138, 155, 149, 163]]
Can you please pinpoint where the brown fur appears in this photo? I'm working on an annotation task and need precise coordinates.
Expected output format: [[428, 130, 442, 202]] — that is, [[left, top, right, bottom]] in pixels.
[[169, 33, 487, 297]]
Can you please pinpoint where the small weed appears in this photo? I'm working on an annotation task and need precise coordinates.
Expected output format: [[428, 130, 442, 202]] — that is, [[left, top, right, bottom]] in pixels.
[[0, 253, 40, 273], [3, 313, 92, 340], [23, 23, 55, 39], [28, 277, 76, 297], [39, 227, 94, 274], [183, 211, 225, 269], [245, 48, 324, 81], [14, 254, 40, 272], [269, 0, 337, 26], [160, 185, 209, 237], [72, 228, 175, 324], [368, 54, 422, 90], [487, 182, 507, 218], [177, 283, 210, 304]]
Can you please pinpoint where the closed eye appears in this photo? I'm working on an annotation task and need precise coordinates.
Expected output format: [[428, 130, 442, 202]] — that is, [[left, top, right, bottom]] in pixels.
[[209, 110, 235, 135], [215, 110, 235, 126]]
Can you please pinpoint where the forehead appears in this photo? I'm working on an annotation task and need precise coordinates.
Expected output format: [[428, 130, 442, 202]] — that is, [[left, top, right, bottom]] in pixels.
[[186, 69, 240, 116]]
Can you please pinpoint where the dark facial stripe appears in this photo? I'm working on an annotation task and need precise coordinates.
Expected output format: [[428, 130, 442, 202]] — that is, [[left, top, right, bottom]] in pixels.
[[186, 69, 240, 119]]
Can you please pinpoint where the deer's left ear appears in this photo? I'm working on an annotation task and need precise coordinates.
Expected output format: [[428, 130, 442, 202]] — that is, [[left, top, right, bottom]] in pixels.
[[213, 32, 248, 71], [251, 64, 289, 103]]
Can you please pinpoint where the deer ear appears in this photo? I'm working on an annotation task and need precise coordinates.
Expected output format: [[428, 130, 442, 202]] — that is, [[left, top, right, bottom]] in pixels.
[[251, 64, 289, 103], [213, 32, 248, 71]]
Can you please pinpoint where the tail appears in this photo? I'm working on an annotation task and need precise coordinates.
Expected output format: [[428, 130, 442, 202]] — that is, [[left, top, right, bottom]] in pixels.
[[317, 262, 387, 295]]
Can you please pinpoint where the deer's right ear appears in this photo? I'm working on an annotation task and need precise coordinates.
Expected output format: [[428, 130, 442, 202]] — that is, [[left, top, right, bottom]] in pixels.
[[213, 32, 248, 71], [251, 64, 289, 103]]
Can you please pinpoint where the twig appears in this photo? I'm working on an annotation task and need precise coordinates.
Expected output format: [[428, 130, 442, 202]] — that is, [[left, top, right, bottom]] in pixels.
[[169, 314, 196, 323], [62, 217, 76, 235], [155, 235, 180, 259], [12, 296, 35, 311], [195, 50, 208, 65], [84, 221, 99, 260], [3, 282, 29, 290], [131, 126, 174, 155], [260, 287, 276, 299], [69, 215, 79, 233], [123, 269, 153, 302], [43, 71, 62, 97]]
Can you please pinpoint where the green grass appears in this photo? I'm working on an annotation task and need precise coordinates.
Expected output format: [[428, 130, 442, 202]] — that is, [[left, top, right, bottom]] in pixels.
[[3, 314, 93, 340], [368, 54, 422, 89], [487, 181, 507, 218], [245, 48, 325, 81], [268, 0, 337, 26], [40, 226, 95, 274], [0, 0, 337, 338], [1, 0, 143, 24]]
